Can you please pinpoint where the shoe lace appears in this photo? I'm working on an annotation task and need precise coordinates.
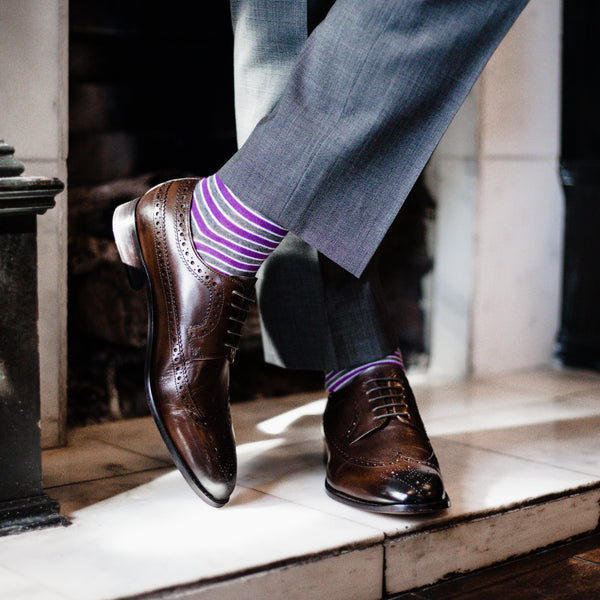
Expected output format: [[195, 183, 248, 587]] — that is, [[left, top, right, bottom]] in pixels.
[[365, 377, 411, 423], [224, 289, 254, 358]]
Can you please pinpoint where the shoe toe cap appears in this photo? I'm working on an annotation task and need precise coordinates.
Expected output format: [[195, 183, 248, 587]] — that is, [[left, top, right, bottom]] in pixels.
[[381, 466, 447, 506], [199, 476, 236, 507]]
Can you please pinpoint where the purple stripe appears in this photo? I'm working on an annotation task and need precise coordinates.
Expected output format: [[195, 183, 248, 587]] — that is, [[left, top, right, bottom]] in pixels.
[[326, 365, 369, 391], [195, 241, 260, 273], [325, 367, 360, 386], [325, 353, 404, 384], [325, 363, 370, 385], [372, 358, 404, 369], [191, 199, 269, 261], [215, 174, 288, 237], [326, 353, 404, 392], [201, 180, 279, 250]]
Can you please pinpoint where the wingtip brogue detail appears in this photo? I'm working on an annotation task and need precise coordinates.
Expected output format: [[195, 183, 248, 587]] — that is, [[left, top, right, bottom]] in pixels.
[[113, 178, 255, 508], [323, 364, 450, 514]]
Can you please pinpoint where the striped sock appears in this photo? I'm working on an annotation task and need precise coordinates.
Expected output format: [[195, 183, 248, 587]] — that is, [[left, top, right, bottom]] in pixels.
[[325, 349, 405, 394], [190, 174, 287, 277]]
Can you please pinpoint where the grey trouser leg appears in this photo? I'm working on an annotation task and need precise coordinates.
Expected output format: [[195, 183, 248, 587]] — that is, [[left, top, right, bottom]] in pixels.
[[221, 0, 530, 278], [231, 0, 397, 370]]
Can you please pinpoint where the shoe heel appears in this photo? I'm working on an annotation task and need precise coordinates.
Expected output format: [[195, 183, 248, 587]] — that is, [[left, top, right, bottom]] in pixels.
[[112, 198, 146, 290]]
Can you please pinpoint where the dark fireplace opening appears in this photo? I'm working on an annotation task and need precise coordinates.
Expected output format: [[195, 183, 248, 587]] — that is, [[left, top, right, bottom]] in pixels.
[[67, 1, 435, 427]]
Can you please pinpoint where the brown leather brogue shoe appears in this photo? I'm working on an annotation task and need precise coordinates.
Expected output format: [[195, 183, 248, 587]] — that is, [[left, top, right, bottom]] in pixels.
[[112, 178, 255, 507], [323, 363, 450, 514]]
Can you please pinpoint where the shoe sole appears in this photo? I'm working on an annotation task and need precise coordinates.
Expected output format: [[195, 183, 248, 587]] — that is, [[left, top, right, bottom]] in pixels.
[[112, 197, 228, 508], [325, 480, 450, 515]]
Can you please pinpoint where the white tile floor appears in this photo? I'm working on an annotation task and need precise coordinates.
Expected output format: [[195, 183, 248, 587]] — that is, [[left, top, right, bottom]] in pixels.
[[1, 366, 600, 600]]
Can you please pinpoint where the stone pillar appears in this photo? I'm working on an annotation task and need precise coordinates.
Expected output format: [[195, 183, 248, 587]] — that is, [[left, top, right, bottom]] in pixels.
[[426, 0, 563, 378], [0, 0, 69, 448], [0, 142, 67, 536]]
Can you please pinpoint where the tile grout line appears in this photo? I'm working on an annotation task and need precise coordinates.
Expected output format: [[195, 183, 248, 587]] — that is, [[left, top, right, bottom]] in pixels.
[[435, 436, 600, 481], [382, 533, 390, 599], [476, 380, 600, 399], [84, 436, 174, 465], [43, 433, 174, 467], [43, 465, 173, 491], [424, 389, 600, 427]]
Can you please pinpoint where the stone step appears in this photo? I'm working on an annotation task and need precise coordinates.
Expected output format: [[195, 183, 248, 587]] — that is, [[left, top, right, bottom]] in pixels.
[[1, 367, 599, 599]]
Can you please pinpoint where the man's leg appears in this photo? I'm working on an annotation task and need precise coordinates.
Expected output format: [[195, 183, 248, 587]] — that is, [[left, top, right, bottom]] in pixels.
[[232, 0, 398, 371], [224, 0, 525, 514], [221, 0, 530, 278], [113, 0, 529, 509]]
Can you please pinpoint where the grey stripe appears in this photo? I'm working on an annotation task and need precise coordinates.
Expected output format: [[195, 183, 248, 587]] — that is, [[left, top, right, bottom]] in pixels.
[[207, 176, 283, 245], [198, 183, 275, 258]]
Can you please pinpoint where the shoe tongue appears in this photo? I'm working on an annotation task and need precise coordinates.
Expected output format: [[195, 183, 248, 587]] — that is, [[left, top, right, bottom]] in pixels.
[[348, 366, 406, 445]]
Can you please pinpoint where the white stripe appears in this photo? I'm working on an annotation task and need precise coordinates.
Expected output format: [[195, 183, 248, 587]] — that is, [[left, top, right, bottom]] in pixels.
[[199, 196, 276, 254]]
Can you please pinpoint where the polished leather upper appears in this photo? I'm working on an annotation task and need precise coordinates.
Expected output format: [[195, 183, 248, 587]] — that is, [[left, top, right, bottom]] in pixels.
[[135, 178, 255, 505], [323, 363, 448, 512]]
